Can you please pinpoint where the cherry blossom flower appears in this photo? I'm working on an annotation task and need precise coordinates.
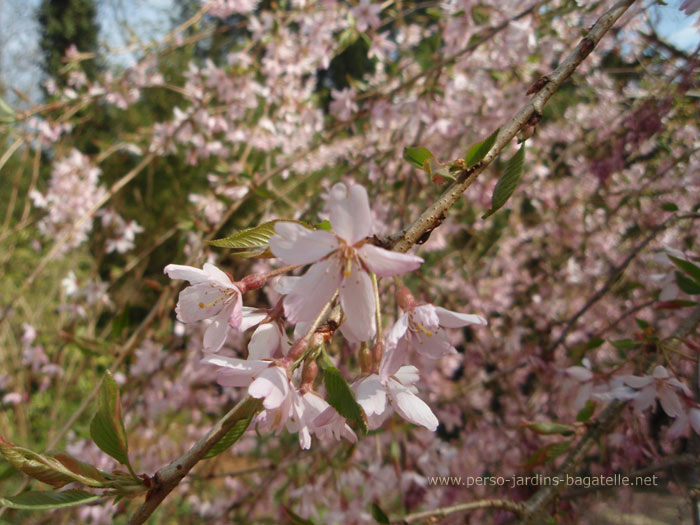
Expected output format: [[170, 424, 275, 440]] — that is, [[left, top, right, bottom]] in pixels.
[[562, 362, 595, 410], [380, 288, 486, 381], [269, 182, 423, 342], [622, 365, 692, 418], [239, 306, 290, 359], [352, 0, 382, 32], [353, 365, 438, 431], [164, 263, 243, 353], [667, 406, 700, 439], [289, 392, 357, 449]]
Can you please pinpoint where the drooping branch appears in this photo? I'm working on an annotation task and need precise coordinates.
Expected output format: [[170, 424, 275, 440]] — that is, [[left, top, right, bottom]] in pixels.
[[386, 0, 638, 254]]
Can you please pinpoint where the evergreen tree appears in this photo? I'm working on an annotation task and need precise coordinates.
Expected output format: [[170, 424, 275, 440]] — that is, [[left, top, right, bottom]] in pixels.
[[37, 0, 100, 83]]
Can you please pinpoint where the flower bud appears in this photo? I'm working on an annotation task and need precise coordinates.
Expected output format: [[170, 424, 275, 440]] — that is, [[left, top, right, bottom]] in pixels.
[[359, 344, 372, 374], [371, 340, 384, 373], [301, 360, 318, 392], [396, 286, 417, 311], [236, 273, 266, 293]]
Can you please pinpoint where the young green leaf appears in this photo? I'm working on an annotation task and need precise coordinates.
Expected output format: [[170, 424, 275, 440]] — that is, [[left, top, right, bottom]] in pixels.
[[482, 142, 525, 219], [524, 441, 571, 468], [371, 502, 391, 524], [522, 421, 575, 436], [319, 352, 368, 434], [0, 490, 103, 511], [675, 271, 700, 295], [203, 400, 258, 459], [402, 146, 434, 170], [207, 219, 311, 253], [0, 438, 105, 488], [576, 401, 597, 422], [464, 127, 500, 168], [90, 371, 130, 468], [669, 256, 700, 286]]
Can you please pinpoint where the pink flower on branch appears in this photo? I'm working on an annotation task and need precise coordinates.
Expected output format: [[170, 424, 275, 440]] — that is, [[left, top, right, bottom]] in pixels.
[[380, 287, 487, 381], [622, 365, 692, 418], [354, 365, 438, 431], [164, 263, 244, 353], [269, 183, 423, 342]]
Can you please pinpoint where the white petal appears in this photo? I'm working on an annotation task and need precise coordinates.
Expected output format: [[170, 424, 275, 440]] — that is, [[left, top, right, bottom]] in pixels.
[[379, 339, 407, 383], [228, 290, 243, 329], [175, 283, 228, 322], [689, 409, 700, 435], [434, 306, 487, 328], [269, 222, 338, 265], [388, 379, 438, 431], [248, 323, 280, 360], [354, 375, 387, 416], [203, 263, 235, 288], [274, 276, 301, 295], [239, 307, 268, 331], [164, 264, 210, 284], [652, 365, 670, 379], [622, 375, 654, 389], [203, 306, 232, 353], [284, 258, 341, 323], [339, 265, 375, 342], [393, 365, 420, 386], [329, 183, 372, 244], [248, 366, 290, 410], [632, 385, 656, 412], [387, 313, 410, 347], [413, 329, 453, 359], [358, 244, 423, 277], [566, 366, 594, 382], [658, 385, 683, 418], [201, 355, 268, 386]]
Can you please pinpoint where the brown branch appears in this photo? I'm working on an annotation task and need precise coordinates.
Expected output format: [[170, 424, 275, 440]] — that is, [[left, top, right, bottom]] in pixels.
[[386, 0, 638, 254], [396, 498, 527, 524], [522, 302, 700, 523], [126, 397, 261, 525]]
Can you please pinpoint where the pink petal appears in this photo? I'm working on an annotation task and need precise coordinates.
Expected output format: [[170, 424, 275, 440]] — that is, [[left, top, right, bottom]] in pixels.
[[652, 365, 670, 379], [393, 365, 420, 386], [175, 283, 228, 322], [667, 414, 688, 440], [387, 313, 410, 347], [689, 408, 700, 435], [632, 385, 656, 412], [339, 265, 375, 342], [203, 307, 232, 353], [201, 355, 269, 387], [379, 339, 407, 382], [412, 305, 440, 331], [357, 244, 423, 277], [164, 264, 210, 284], [203, 263, 235, 288], [354, 375, 387, 416], [284, 258, 341, 323], [228, 290, 243, 329], [269, 222, 338, 265], [239, 307, 268, 331], [248, 366, 290, 410], [566, 366, 594, 382], [623, 375, 654, 389], [413, 329, 454, 359], [248, 323, 280, 360], [387, 379, 438, 431], [434, 306, 487, 328], [658, 384, 683, 418], [328, 183, 373, 245]]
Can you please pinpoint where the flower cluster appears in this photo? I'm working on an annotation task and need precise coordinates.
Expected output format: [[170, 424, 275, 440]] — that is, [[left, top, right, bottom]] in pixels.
[[165, 182, 487, 448]]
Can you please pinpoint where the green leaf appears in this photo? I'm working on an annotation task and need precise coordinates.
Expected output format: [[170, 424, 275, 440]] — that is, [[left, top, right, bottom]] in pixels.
[[319, 352, 368, 434], [669, 256, 700, 286], [482, 142, 526, 219], [402, 146, 434, 170], [464, 128, 499, 168], [0, 490, 102, 510], [634, 318, 650, 330], [0, 438, 105, 488], [317, 220, 332, 231], [282, 505, 318, 524], [576, 401, 597, 422], [90, 371, 130, 467], [524, 441, 571, 468], [676, 271, 700, 295], [371, 502, 390, 524], [204, 413, 255, 459], [523, 421, 575, 436], [660, 202, 678, 211], [609, 339, 639, 350], [207, 220, 311, 253]]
